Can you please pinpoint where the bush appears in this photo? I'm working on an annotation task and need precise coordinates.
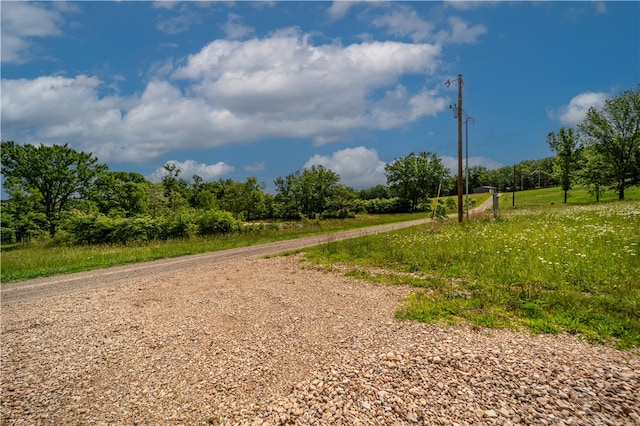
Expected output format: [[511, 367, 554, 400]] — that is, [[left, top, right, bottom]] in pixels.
[[196, 210, 242, 236], [63, 212, 156, 245], [157, 213, 196, 240], [360, 197, 411, 214], [61, 209, 246, 245]]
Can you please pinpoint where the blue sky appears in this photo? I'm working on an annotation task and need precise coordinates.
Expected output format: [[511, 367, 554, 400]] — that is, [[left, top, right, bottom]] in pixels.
[[1, 1, 638, 192]]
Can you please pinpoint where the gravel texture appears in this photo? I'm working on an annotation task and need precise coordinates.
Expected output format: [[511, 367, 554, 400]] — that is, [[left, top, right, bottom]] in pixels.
[[1, 254, 639, 425]]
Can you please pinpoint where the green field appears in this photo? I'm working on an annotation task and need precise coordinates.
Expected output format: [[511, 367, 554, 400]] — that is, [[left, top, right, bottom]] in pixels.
[[304, 186, 640, 349]]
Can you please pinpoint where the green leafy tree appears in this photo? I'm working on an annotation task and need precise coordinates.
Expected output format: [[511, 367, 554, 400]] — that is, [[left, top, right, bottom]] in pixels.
[[466, 166, 490, 192], [578, 86, 640, 200], [159, 162, 190, 210], [547, 127, 580, 203], [89, 171, 148, 217], [298, 165, 342, 217], [189, 175, 217, 210], [274, 165, 343, 218], [273, 173, 300, 218], [241, 177, 266, 221], [384, 152, 450, 211], [213, 178, 244, 216], [358, 184, 391, 200], [578, 145, 610, 202], [1, 141, 107, 237], [0, 192, 47, 243]]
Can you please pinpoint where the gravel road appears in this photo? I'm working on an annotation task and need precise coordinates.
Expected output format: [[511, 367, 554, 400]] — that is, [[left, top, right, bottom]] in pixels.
[[1, 205, 639, 425], [1, 216, 434, 305]]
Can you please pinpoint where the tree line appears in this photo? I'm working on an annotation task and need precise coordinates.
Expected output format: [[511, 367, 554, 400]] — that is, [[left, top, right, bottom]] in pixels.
[[1, 86, 638, 245], [547, 86, 640, 203]]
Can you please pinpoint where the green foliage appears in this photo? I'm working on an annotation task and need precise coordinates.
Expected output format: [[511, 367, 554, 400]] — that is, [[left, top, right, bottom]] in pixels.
[[63, 212, 154, 244], [196, 210, 242, 235], [358, 184, 391, 200], [59, 209, 240, 244], [354, 197, 411, 214], [1, 141, 107, 237], [547, 127, 580, 203], [273, 165, 349, 218], [1, 195, 47, 243], [577, 146, 610, 202], [578, 85, 640, 200], [384, 151, 449, 210], [89, 172, 148, 217]]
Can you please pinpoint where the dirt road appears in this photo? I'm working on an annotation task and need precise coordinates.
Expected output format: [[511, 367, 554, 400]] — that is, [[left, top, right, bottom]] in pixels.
[[1, 216, 435, 304]]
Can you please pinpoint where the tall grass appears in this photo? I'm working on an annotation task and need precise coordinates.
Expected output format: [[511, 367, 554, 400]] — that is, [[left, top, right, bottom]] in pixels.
[[305, 196, 640, 349]]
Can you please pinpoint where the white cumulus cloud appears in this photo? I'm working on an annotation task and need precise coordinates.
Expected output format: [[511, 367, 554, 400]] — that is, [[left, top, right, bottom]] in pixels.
[[442, 16, 487, 44], [372, 6, 434, 42], [222, 13, 255, 40], [1, 2, 66, 64], [549, 91, 608, 126], [1, 31, 448, 164], [151, 160, 234, 182], [327, 1, 355, 20], [304, 146, 387, 189], [370, 5, 486, 45]]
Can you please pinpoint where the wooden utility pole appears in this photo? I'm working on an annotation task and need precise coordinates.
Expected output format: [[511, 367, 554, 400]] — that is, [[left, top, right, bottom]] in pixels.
[[512, 164, 516, 207], [457, 74, 463, 223]]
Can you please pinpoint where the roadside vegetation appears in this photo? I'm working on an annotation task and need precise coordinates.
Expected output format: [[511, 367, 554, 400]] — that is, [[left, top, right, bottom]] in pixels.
[[0, 211, 434, 282], [304, 186, 640, 349]]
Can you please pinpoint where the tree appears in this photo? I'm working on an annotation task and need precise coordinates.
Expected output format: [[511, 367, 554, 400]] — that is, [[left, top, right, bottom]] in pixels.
[[578, 145, 610, 202], [547, 127, 580, 203], [274, 165, 344, 218], [241, 177, 265, 221], [159, 162, 190, 209], [273, 173, 300, 218], [578, 86, 640, 200], [1, 141, 107, 237], [466, 166, 490, 192], [358, 184, 391, 200], [298, 165, 342, 217], [384, 152, 450, 211], [89, 171, 148, 217], [0, 191, 47, 243]]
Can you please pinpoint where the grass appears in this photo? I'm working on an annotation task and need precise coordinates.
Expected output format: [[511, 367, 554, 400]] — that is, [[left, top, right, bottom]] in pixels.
[[304, 186, 640, 349], [1, 212, 434, 283], [506, 184, 640, 207]]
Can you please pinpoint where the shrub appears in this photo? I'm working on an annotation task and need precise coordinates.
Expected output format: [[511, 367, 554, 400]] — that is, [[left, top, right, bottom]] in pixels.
[[361, 197, 411, 214], [196, 210, 242, 236], [158, 213, 196, 240], [63, 212, 155, 244]]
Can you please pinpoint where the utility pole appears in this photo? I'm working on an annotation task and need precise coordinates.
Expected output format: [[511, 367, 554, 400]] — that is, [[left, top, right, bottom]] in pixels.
[[457, 75, 463, 223], [445, 74, 464, 223], [512, 165, 516, 207]]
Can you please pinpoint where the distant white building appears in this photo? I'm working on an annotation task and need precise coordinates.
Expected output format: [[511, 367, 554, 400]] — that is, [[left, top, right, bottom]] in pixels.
[[473, 186, 496, 194]]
